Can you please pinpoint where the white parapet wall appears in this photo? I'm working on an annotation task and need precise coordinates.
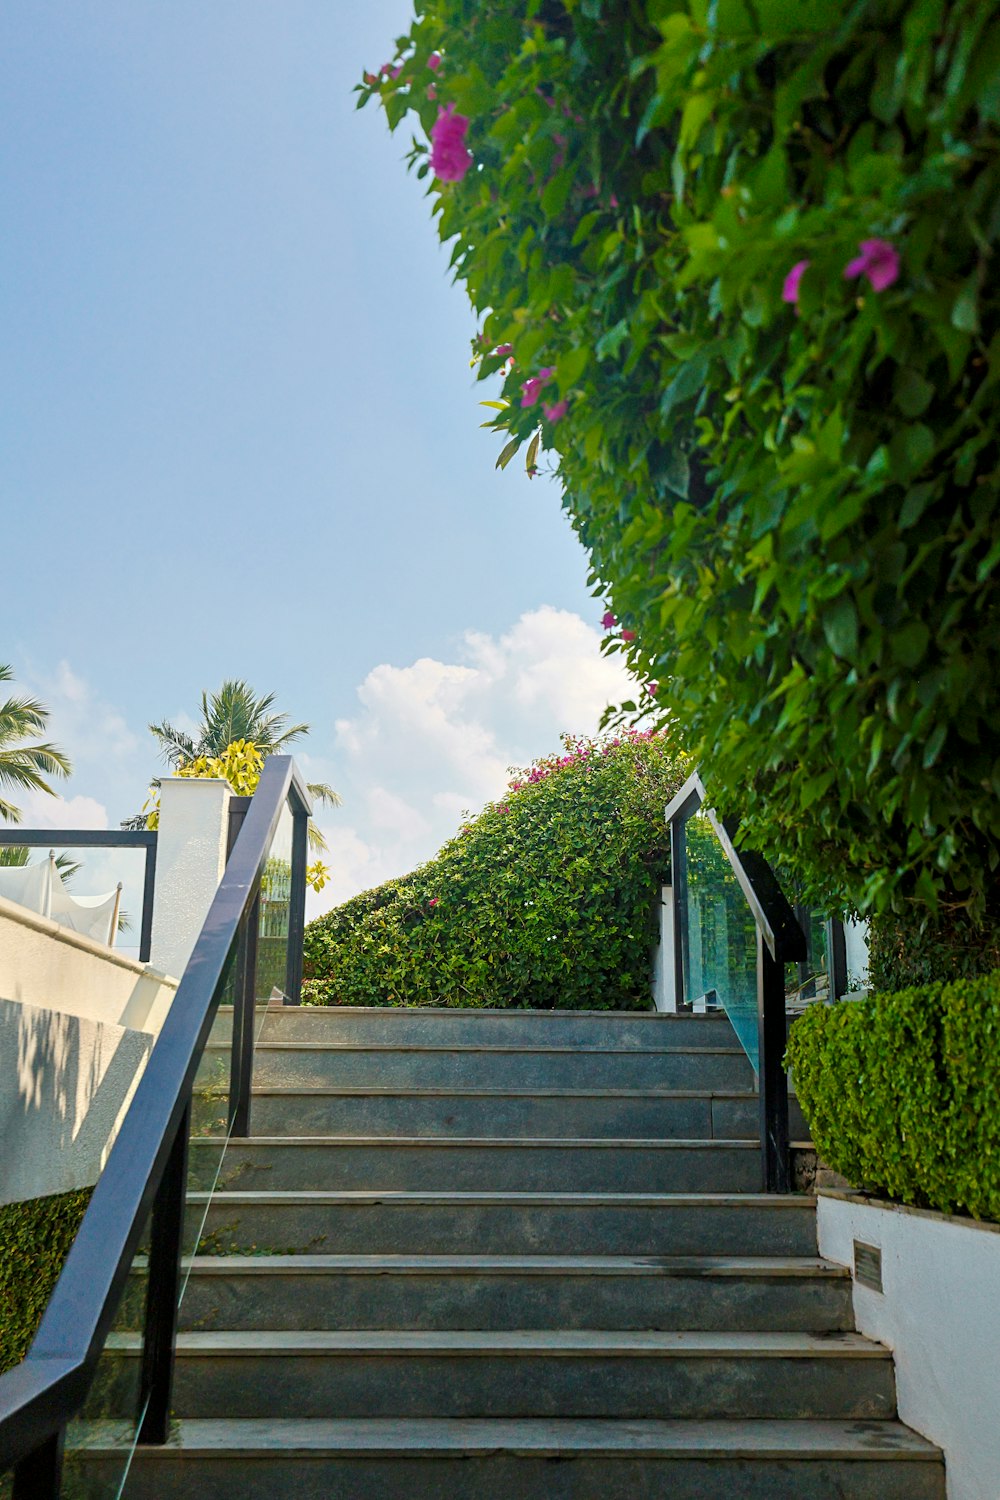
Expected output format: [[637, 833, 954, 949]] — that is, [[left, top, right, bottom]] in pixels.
[[0, 778, 235, 1207], [818, 1189, 1000, 1500], [0, 896, 179, 1206]]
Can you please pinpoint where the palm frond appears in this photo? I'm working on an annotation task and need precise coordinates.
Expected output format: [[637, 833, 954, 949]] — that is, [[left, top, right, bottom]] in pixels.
[[306, 781, 342, 809]]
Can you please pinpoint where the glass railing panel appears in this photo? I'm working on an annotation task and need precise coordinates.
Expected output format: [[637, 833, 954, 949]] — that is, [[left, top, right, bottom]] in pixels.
[[255, 798, 294, 1038], [57, 1210, 152, 1499], [0, 843, 150, 963], [679, 806, 760, 1073]]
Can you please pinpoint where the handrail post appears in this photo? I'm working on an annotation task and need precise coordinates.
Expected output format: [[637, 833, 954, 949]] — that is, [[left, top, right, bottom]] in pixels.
[[757, 930, 791, 1193], [285, 807, 309, 1005], [138, 1103, 191, 1445], [138, 838, 157, 964], [12, 1426, 63, 1500], [229, 901, 259, 1138]]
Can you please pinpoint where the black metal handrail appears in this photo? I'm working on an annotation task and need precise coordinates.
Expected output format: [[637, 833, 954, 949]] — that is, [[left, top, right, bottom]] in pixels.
[[664, 770, 806, 1192], [0, 756, 311, 1495], [0, 829, 157, 962]]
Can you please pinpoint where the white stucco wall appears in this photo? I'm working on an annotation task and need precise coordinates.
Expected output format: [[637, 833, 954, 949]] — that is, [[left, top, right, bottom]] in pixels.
[[0, 894, 177, 1032], [818, 1190, 1000, 1500], [0, 997, 152, 1204], [651, 885, 677, 1012], [149, 776, 232, 979]]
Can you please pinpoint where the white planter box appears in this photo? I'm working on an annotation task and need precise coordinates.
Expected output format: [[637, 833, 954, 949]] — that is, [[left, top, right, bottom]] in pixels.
[[818, 1189, 1000, 1500]]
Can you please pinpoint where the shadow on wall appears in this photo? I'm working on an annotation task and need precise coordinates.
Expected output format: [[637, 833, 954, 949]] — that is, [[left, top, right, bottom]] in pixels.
[[0, 998, 152, 1207]]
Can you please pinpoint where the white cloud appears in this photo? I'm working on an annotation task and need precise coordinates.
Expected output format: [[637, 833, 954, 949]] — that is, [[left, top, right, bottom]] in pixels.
[[307, 606, 635, 918], [10, 789, 110, 830]]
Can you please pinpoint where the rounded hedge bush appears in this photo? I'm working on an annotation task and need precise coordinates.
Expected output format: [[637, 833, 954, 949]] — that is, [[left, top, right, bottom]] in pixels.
[[303, 732, 686, 1010]]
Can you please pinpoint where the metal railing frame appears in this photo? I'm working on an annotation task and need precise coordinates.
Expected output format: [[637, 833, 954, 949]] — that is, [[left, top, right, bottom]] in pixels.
[[0, 829, 158, 962], [0, 756, 311, 1496], [665, 771, 807, 1193]]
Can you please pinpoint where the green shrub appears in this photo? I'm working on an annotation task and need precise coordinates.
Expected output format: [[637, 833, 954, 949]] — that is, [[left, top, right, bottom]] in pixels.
[[0, 1188, 90, 1374], [362, 1, 1000, 920], [303, 732, 686, 1010], [786, 972, 1000, 1219]]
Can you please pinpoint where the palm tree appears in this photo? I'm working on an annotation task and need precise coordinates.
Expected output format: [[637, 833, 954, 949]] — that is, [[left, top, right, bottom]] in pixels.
[[128, 679, 340, 836], [149, 680, 310, 769], [0, 664, 72, 824]]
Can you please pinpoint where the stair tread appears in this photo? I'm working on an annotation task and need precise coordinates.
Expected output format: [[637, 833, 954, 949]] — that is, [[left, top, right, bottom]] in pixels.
[[245, 1085, 760, 1098], [205, 1135, 759, 1149], [131, 1329, 888, 1357], [190, 1189, 813, 1206], [237, 1043, 747, 1056], [184, 1253, 846, 1276], [115, 1416, 941, 1459]]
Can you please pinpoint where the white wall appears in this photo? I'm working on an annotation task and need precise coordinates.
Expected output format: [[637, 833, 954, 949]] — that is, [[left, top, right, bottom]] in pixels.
[[0, 997, 152, 1204], [149, 776, 232, 979], [0, 894, 177, 1032], [651, 885, 677, 1012], [818, 1190, 1000, 1500]]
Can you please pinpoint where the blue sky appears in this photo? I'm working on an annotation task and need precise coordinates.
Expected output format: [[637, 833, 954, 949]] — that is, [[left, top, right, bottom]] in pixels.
[[1, 2, 635, 925]]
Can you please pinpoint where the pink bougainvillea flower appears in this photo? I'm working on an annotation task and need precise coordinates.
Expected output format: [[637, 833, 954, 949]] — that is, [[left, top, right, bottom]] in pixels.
[[494, 343, 513, 358], [621, 629, 636, 642], [543, 399, 568, 422], [390, 64, 403, 79], [602, 611, 617, 630], [645, 681, 659, 695], [427, 83, 437, 100], [363, 71, 378, 85], [427, 51, 441, 71], [520, 367, 554, 407], [782, 259, 810, 304], [430, 103, 473, 182], [428, 897, 439, 906], [844, 239, 900, 292]]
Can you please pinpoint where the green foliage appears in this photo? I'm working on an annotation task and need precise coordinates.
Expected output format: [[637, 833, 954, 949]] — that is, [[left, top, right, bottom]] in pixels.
[[362, 1, 1000, 919], [868, 904, 1000, 991], [303, 732, 687, 1010], [0, 1188, 90, 1374], [786, 972, 1000, 1220]]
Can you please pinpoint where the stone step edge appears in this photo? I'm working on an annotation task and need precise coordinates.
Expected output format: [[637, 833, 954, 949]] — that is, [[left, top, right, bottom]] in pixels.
[[195, 1135, 760, 1151], [110, 1329, 886, 1357], [241, 1086, 761, 1100], [99, 1415, 944, 1460], [217, 1042, 748, 1057], [190, 1190, 815, 1208], [180, 1252, 847, 1277]]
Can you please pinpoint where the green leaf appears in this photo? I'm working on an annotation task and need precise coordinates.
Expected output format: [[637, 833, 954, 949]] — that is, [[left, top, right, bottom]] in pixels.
[[952, 279, 980, 333], [898, 483, 936, 530], [894, 368, 935, 419], [495, 436, 521, 471], [892, 621, 930, 668], [822, 597, 859, 660]]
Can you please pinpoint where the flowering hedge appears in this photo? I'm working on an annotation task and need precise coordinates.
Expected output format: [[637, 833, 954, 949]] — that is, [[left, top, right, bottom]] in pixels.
[[361, 1, 1000, 919], [302, 733, 686, 1010]]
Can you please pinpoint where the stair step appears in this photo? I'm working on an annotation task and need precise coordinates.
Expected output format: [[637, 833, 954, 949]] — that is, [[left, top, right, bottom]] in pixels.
[[119, 1329, 895, 1420], [233, 1005, 738, 1050], [191, 1190, 818, 1257], [208, 1087, 807, 1140], [178, 1252, 853, 1332], [196, 1135, 763, 1194], [84, 1417, 947, 1499], [205, 1042, 754, 1091]]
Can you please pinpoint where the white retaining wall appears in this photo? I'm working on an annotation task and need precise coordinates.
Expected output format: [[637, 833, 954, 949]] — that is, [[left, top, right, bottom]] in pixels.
[[818, 1190, 1000, 1500]]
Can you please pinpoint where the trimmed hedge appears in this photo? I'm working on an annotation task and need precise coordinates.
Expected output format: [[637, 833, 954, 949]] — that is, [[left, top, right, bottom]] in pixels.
[[0, 1188, 90, 1374], [786, 972, 1000, 1220], [303, 732, 686, 1010]]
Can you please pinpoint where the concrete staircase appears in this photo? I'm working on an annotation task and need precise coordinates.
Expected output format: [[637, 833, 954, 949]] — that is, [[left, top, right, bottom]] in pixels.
[[120, 1006, 944, 1498]]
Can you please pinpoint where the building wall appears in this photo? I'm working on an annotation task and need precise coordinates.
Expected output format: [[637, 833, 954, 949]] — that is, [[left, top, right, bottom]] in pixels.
[[818, 1190, 1000, 1500]]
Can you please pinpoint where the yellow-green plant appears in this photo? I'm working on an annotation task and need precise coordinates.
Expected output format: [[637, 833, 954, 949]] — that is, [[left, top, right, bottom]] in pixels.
[[144, 740, 331, 892]]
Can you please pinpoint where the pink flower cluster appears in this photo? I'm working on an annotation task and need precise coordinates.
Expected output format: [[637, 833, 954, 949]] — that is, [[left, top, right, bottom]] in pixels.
[[782, 238, 900, 306], [521, 368, 554, 407], [506, 729, 662, 796], [430, 103, 473, 182]]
